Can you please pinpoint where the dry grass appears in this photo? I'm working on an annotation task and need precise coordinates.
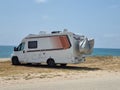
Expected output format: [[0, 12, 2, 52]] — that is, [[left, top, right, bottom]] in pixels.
[[0, 56, 120, 80], [84, 56, 120, 71]]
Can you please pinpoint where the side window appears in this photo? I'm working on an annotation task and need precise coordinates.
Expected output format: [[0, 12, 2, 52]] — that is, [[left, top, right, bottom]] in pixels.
[[17, 42, 25, 51], [28, 41, 37, 49], [21, 43, 25, 50]]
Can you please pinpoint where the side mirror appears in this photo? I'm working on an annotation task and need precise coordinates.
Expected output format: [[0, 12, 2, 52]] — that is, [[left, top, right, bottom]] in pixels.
[[14, 47, 18, 51]]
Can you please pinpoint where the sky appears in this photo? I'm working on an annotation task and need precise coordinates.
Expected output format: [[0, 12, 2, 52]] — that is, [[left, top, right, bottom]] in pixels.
[[0, 0, 120, 48]]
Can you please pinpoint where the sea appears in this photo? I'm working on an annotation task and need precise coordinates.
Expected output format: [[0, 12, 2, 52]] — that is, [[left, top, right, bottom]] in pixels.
[[0, 46, 120, 58]]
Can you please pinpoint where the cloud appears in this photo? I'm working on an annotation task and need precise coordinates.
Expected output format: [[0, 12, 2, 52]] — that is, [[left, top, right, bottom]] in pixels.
[[35, 0, 47, 4]]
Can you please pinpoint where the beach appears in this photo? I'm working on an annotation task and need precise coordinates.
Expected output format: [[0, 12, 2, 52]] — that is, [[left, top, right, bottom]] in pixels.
[[0, 56, 120, 90], [0, 58, 10, 62]]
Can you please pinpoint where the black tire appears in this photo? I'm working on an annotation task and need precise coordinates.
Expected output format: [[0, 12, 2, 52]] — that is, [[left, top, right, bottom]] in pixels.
[[27, 63, 32, 65], [11, 57, 20, 65], [60, 64, 67, 67], [47, 59, 56, 67]]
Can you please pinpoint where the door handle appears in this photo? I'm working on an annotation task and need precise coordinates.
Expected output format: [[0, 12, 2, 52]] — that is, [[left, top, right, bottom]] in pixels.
[[23, 50, 25, 53]]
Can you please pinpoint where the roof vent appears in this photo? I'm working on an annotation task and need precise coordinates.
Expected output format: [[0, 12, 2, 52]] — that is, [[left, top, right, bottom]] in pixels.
[[51, 31, 61, 34], [63, 29, 68, 32], [39, 31, 46, 35]]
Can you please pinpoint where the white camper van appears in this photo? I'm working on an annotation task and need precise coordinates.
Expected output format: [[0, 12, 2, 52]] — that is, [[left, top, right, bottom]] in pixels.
[[11, 30, 94, 66]]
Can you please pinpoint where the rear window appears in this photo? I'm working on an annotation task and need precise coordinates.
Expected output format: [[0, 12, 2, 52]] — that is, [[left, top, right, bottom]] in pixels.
[[28, 41, 37, 49]]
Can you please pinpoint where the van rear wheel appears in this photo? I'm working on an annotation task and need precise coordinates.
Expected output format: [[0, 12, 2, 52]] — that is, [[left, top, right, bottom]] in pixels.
[[12, 57, 20, 65], [47, 59, 56, 67]]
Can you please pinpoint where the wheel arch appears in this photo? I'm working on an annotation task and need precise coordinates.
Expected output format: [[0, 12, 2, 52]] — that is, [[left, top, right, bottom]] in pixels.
[[11, 56, 19, 60], [46, 58, 55, 63]]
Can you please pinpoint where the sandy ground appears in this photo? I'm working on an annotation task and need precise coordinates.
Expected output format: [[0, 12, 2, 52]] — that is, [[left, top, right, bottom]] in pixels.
[[1, 74, 120, 90], [0, 56, 120, 90], [0, 58, 10, 62], [0, 71, 120, 90]]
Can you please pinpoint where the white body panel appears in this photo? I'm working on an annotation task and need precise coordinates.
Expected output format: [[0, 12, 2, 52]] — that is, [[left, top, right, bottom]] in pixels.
[[12, 31, 94, 64]]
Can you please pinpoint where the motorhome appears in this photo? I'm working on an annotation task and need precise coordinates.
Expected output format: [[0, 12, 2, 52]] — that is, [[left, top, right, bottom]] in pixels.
[[11, 30, 94, 66]]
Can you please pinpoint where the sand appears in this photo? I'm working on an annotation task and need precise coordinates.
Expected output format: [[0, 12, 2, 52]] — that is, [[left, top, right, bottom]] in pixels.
[[0, 58, 10, 62], [0, 56, 120, 90]]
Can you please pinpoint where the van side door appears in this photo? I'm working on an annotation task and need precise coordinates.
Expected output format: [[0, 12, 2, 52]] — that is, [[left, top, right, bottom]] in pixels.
[[26, 40, 40, 63]]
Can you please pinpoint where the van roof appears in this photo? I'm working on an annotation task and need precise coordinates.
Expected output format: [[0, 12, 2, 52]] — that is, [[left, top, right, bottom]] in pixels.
[[25, 30, 73, 39]]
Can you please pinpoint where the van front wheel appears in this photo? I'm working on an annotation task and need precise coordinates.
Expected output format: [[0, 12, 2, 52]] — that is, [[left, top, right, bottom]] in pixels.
[[12, 57, 20, 65], [47, 59, 56, 67]]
